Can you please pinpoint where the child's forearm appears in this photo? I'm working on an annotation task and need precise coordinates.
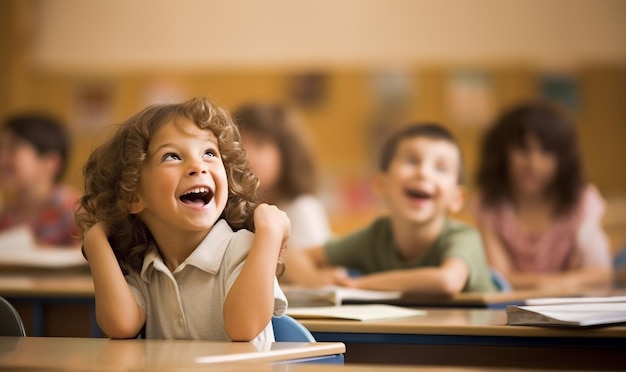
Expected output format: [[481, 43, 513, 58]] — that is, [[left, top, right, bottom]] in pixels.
[[223, 228, 281, 341], [83, 225, 144, 338], [354, 260, 468, 296], [282, 248, 333, 288], [507, 266, 613, 291], [354, 269, 456, 295]]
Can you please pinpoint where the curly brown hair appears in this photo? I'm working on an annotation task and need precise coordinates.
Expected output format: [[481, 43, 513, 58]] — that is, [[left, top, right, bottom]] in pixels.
[[233, 102, 318, 201], [76, 97, 259, 272]]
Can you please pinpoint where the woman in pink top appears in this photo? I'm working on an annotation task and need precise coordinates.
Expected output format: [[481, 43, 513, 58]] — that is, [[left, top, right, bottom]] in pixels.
[[474, 101, 613, 291]]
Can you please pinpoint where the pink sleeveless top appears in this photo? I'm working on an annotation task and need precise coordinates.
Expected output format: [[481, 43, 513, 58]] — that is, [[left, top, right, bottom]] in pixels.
[[475, 184, 610, 273]]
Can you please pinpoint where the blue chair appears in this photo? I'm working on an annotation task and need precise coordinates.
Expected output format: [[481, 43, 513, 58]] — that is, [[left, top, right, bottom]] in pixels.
[[272, 315, 345, 364], [0, 296, 26, 336], [272, 315, 316, 342]]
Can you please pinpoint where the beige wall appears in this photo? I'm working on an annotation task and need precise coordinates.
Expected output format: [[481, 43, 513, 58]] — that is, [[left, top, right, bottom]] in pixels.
[[31, 0, 626, 70]]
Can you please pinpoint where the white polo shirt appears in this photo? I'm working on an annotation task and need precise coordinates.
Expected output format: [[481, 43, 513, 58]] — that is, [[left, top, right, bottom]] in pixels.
[[125, 219, 288, 341]]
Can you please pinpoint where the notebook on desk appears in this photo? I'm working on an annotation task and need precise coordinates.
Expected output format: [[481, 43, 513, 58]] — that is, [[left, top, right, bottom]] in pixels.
[[507, 296, 626, 327], [286, 304, 426, 321], [283, 285, 592, 309], [283, 285, 402, 307]]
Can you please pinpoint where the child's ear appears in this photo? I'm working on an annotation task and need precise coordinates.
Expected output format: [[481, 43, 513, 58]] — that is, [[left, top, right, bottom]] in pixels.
[[128, 195, 145, 215], [447, 185, 466, 214]]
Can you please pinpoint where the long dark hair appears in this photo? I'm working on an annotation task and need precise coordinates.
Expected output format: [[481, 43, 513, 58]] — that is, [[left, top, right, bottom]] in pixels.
[[233, 102, 317, 201], [476, 101, 585, 215]]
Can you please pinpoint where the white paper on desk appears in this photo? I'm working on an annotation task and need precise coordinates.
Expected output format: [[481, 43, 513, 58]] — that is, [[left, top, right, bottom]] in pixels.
[[286, 304, 425, 321], [283, 285, 402, 306], [525, 296, 626, 306], [0, 226, 86, 268], [506, 302, 626, 327]]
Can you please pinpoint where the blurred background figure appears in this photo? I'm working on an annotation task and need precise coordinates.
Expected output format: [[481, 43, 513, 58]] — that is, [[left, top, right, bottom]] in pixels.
[[0, 113, 80, 247], [473, 102, 613, 291], [234, 103, 332, 251]]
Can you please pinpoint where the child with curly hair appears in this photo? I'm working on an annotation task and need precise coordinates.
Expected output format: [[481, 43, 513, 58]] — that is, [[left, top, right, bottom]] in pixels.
[[77, 97, 289, 341]]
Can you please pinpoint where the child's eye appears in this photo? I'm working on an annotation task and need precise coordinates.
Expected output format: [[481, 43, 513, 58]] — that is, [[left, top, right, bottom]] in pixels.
[[405, 156, 419, 165], [203, 149, 217, 158], [435, 163, 450, 173], [162, 152, 181, 162]]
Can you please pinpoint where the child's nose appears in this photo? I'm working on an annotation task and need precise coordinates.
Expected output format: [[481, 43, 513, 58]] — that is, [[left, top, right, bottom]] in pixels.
[[187, 161, 208, 176], [414, 165, 428, 178]]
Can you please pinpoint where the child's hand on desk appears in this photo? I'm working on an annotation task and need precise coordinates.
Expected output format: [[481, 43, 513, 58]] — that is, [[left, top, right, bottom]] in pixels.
[[253, 203, 291, 258], [333, 268, 358, 288]]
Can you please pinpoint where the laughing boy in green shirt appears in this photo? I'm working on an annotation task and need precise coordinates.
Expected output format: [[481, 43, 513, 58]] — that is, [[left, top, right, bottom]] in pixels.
[[283, 123, 496, 294]]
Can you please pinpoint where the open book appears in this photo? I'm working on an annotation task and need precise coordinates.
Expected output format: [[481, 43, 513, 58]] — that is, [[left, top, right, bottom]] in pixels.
[[507, 296, 626, 327], [286, 304, 426, 321], [0, 226, 86, 269], [282, 285, 402, 307]]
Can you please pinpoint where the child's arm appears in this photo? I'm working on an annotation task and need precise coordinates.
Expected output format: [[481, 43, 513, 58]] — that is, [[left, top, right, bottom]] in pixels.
[[338, 258, 469, 296], [481, 224, 613, 291], [222, 204, 290, 341], [83, 222, 145, 338], [281, 246, 347, 288]]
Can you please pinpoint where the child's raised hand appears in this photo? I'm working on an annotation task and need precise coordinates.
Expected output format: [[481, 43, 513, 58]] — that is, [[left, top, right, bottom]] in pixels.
[[82, 221, 111, 258], [253, 203, 291, 257]]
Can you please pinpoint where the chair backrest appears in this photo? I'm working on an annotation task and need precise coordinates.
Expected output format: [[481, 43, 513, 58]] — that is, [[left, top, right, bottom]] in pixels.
[[272, 315, 315, 342], [0, 296, 26, 336]]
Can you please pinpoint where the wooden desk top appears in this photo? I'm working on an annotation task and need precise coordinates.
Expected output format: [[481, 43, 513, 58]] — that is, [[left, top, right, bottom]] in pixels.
[[299, 307, 626, 339], [0, 272, 94, 298], [0, 337, 345, 370]]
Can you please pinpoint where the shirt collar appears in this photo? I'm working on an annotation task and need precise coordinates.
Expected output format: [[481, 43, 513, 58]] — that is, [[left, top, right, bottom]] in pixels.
[[139, 219, 234, 282]]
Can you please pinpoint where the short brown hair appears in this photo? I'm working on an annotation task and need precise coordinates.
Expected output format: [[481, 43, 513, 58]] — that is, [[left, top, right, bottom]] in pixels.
[[76, 97, 259, 272], [3, 113, 70, 182], [233, 103, 317, 201], [379, 123, 464, 184]]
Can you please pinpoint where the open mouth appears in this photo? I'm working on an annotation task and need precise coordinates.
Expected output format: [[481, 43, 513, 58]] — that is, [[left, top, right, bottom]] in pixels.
[[405, 189, 432, 200], [179, 187, 214, 207]]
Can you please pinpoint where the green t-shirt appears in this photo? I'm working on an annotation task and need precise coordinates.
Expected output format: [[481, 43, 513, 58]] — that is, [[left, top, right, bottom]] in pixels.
[[324, 217, 497, 293]]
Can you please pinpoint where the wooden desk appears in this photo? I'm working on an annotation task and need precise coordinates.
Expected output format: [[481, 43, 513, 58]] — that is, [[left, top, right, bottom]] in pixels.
[[0, 337, 345, 370], [0, 272, 98, 337], [299, 308, 626, 370], [285, 285, 617, 309], [360, 288, 618, 309]]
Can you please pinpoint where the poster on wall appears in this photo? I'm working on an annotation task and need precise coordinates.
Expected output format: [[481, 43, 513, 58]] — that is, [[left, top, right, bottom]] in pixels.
[[367, 69, 414, 168], [288, 72, 329, 109], [72, 81, 115, 133], [446, 70, 495, 128], [539, 73, 580, 112]]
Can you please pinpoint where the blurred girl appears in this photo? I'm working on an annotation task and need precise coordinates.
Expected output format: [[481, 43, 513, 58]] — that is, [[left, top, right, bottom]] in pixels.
[[474, 101, 613, 291], [234, 103, 332, 250]]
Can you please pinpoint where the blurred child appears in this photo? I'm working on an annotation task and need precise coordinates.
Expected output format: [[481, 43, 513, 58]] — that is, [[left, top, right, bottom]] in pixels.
[[283, 123, 496, 294], [474, 101, 613, 291], [77, 97, 289, 340], [0, 113, 79, 247], [234, 103, 331, 250]]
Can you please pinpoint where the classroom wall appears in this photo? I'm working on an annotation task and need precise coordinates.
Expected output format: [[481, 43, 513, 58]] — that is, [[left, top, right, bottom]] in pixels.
[[1, 0, 625, 246]]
